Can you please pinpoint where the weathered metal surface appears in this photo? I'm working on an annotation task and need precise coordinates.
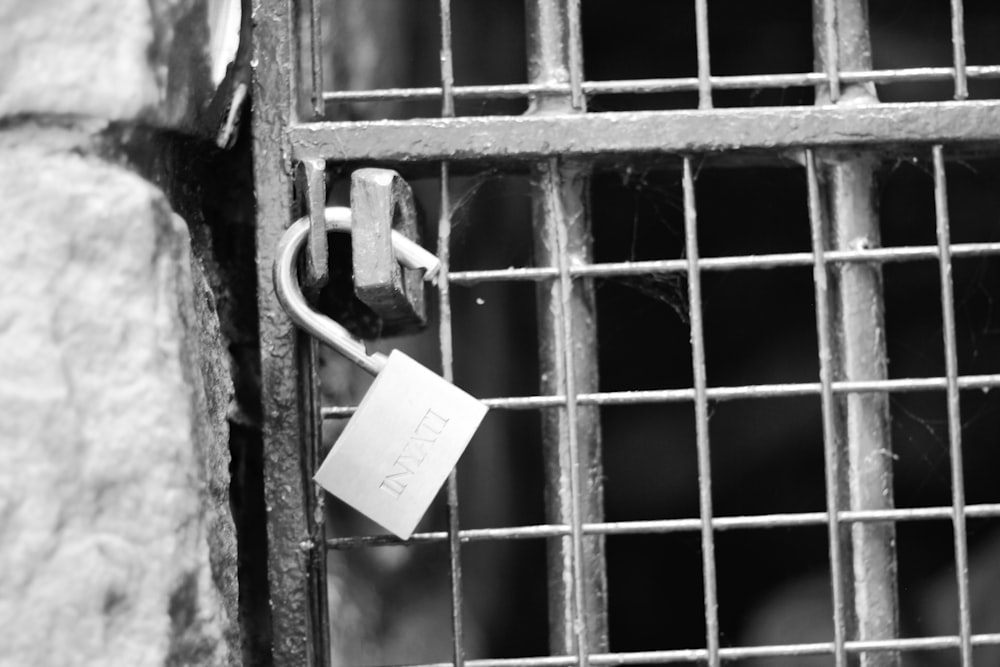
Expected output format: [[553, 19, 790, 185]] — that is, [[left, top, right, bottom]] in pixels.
[[299, 157, 328, 290], [257, 2, 999, 666], [932, 145, 973, 667], [681, 158, 721, 667], [812, 3, 900, 665], [272, 207, 439, 375], [949, 0, 969, 100], [446, 241, 1000, 284], [436, 3, 467, 665], [806, 147, 853, 667], [320, 371, 1000, 417], [526, 1, 608, 659], [208, 632, 1000, 667], [350, 168, 427, 329], [321, 502, 1000, 550], [289, 101, 1000, 163], [251, 0, 329, 663], [273, 210, 389, 376], [318, 66, 1000, 105]]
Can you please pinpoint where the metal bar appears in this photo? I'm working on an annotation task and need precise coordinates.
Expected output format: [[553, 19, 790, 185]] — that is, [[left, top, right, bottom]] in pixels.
[[440, 0, 456, 118], [525, 0, 607, 657], [682, 159, 720, 665], [830, 149, 901, 666], [819, 0, 841, 102], [322, 372, 1000, 417], [251, 0, 328, 663], [302, 633, 1000, 667], [547, 153, 595, 666], [806, 149, 850, 667], [438, 4, 465, 664], [289, 101, 1000, 162], [950, 0, 969, 100], [932, 145, 973, 667], [566, 0, 585, 111], [813, 4, 899, 664], [323, 503, 1000, 549], [300, 158, 329, 289], [441, 162, 466, 667], [693, 0, 713, 108], [319, 65, 1000, 104], [303, 335, 331, 666], [447, 242, 1000, 284], [309, 0, 323, 116]]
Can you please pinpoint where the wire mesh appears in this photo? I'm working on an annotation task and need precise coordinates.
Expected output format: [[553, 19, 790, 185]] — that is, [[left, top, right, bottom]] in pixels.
[[254, 1, 1000, 666], [312, 1, 1000, 118]]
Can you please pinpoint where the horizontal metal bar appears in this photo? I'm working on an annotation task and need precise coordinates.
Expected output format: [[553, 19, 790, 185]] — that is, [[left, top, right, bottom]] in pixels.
[[321, 373, 1000, 417], [352, 636, 1000, 667], [291, 101, 1000, 162], [325, 502, 1000, 549], [448, 242, 1000, 284], [320, 65, 1000, 104]]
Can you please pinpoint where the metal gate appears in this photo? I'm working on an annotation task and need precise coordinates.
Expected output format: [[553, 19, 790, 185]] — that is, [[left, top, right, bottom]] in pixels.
[[252, 1, 1000, 665]]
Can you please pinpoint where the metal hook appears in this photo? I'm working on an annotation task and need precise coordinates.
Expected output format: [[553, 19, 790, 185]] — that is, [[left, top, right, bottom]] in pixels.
[[273, 206, 440, 376]]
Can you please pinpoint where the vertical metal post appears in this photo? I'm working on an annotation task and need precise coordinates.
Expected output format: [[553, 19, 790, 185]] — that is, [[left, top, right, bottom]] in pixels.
[[949, 0, 969, 101], [252, 0, 330, 663], [308, 0, 324, 116], [438, 2, 466, 666], [525, 0, 608, 660], [932, 146, 973, 667], [693, 0, 713, 109], [812, 2, 900, 665]]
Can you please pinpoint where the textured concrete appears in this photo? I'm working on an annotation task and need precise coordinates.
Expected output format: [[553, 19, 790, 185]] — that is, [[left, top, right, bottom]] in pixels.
[[0, 138, 238, 667]]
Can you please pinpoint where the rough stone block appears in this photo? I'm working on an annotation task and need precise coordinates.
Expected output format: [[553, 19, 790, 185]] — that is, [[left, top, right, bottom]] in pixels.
[[0, 0, 218, 129], [0, 136, 238, 667]]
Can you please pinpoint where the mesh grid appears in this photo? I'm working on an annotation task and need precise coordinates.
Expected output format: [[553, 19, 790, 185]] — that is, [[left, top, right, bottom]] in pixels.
[[313, 0, 1000, 119], [254, 1, 1000, 666]]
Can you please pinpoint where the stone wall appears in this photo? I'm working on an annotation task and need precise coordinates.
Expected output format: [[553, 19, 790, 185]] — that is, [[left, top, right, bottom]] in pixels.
[[0, 1, 248, 665]]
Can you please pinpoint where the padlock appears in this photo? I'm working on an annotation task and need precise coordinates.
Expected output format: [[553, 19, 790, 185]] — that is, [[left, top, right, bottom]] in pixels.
[[273, 208, 488, 539]]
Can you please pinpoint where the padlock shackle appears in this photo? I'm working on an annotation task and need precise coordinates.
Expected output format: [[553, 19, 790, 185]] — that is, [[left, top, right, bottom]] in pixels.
[[272, 207, 401, 376]]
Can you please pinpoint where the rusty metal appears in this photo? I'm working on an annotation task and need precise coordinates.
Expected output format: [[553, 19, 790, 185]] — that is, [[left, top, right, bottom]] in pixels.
[[308, 0, 323, 116], [299, 157, 328, 290], [251, 0, 329, 663], [526, 0, 607, 660], [254, 0, 1000, 665], [813, 4, 900, 666], [807, 148, 851, 667], [350, 168, 428, 328], [272, 207, 440, 375], [290, 101, 1000, 163]]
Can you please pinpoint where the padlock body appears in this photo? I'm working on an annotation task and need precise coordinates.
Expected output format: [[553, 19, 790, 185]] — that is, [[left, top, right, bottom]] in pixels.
[[314, 350, 488, 539]]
